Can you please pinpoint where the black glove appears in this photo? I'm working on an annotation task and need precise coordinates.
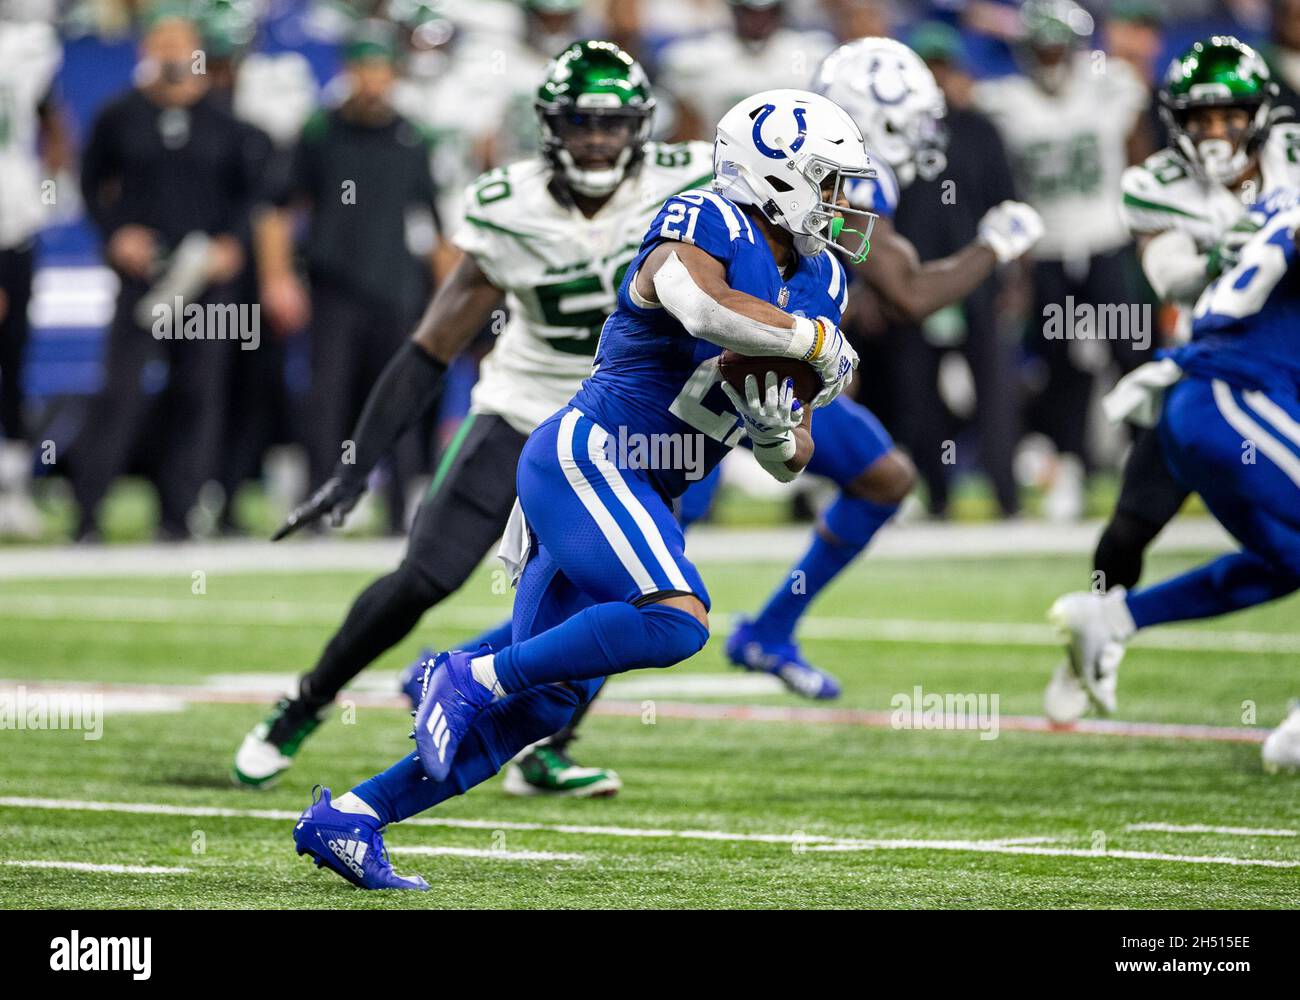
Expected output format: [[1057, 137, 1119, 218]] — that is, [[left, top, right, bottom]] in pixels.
[[271, 475, 367, 541], [271, 342, 448, 541]]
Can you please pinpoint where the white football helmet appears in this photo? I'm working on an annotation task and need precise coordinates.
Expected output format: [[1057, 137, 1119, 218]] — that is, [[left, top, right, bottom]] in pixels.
[[713, 88, 877, 262], [812, 37, 947, 189]]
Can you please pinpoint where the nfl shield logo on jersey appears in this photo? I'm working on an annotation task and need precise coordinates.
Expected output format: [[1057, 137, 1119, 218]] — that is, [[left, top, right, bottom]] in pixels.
[[778, 286, 790, 308]]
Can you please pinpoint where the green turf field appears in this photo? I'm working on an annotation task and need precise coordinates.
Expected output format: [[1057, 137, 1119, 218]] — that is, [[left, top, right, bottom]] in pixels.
[[0, 546, 1297, 909]]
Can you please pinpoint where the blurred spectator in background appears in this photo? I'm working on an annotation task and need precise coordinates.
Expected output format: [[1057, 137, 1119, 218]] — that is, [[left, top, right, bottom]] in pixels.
[[659, 0, 833, 140], [257, 19, 443, 534], [73, 12, 263, 541], [0, 5, 67, 538], [1266, 0, 1300, 107], [889, 22, 1023, 519], [821, 0, 888, 44], [975, 0, 1149, 521], [1105, 0, 1168, 155], [194, 0, 293, 535]]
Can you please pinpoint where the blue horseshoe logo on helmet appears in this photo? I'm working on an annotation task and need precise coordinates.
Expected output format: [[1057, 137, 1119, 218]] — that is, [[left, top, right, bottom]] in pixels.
[[751, 103, 808, 160]]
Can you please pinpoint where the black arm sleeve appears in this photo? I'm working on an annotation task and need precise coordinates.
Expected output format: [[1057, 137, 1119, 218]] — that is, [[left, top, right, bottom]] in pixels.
[[336, 341, 448, 482], [79, 103, 124, 238]]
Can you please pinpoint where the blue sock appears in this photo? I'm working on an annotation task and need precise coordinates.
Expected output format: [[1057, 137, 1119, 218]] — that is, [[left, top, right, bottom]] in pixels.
[[1126, 551, 1300, 630], [458, 618, 514, 653], [354, 682, 586, 825], [492, 601, 708, 693], [751, 493, 896, 642]]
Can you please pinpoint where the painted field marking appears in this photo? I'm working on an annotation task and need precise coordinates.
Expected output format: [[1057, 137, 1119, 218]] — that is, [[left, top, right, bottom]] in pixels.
[[807, 840, 1300, 868], [4, 860, 191, 875], [0, 797, 1295, 870], [2, 592, 1299, 657], [1126, 822, 1297, 838], [0, 679, 1270, 745], [390, 846, 587, 862]]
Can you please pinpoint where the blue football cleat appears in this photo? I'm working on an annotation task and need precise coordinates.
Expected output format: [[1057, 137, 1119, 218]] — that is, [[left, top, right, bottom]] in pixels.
[[726, 617, 842, 700], [414, 645, 494, 782], [293, 786, 428, 891], [399, 650, 434, 711]]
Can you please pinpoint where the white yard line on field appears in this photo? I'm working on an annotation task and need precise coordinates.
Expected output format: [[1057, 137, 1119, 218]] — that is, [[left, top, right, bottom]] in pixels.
[[389, 846, 588, 862], [0, 678, 1271, 744], [1125, 822, 1297, 838], [0, 519, 1235, 580], [2, 591, 1298, 657], [0, 797, 1293, 870], [3, 860, 192, 875], [807, 840, 1300, 868]]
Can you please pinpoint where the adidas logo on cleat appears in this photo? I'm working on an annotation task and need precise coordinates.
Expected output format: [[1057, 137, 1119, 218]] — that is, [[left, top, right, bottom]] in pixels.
[[425, 701, 451, 762], [327, 837, 367, 880]]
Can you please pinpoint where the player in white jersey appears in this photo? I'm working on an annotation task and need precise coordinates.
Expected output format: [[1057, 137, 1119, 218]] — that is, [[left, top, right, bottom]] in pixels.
[[0, 9, 64, 539], [233, 41, 711, 790], [1045, 36, 1300, 723], [974, 0, 1150, 520], [658, 0, 833, 140]]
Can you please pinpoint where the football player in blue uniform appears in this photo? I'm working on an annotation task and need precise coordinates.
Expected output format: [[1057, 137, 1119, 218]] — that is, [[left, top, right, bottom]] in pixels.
[[291, 88, 874, 888], [1046, 187, 1300, 772], [499, 37, 1045, 795]]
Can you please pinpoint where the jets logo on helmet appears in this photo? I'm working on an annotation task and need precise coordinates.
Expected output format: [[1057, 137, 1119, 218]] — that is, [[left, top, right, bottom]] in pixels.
[[1159, 36, 1278, 186], [714, 88, 878, 263], [813, 38, 947, 189], [536, 40, 655, 199]]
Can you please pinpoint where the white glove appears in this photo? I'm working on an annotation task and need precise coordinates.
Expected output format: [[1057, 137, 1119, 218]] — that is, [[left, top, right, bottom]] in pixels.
[[802, 316, 858, 409], [721, 370, 803, 463], [977, 200, 1044, 264]]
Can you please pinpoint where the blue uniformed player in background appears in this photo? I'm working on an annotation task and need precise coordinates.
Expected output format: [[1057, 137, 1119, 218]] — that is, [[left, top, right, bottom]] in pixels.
[[1049, 186, 1300, 773]]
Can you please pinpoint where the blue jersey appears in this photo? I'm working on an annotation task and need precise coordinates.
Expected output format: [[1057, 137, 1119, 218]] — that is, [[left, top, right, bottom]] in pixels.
[[845, 150, 899, 222], [570, 189, 849, 499], [1176, 187, 1300, 393]]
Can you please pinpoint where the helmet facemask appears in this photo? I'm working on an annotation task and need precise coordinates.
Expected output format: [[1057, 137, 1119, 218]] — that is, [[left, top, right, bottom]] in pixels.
[[716, 144, 877, 263], [541, 104, 652, 198], [1164, 100, 1268, 185]]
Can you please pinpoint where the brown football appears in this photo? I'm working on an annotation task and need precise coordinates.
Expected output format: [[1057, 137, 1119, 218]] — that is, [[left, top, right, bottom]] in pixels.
[[717, 351, 821, 407]]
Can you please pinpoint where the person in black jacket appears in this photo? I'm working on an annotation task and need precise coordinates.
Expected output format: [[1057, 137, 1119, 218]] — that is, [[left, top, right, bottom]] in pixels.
[[255, 20, 444, 534], [74, 13, 267, 540], [888, 22, 1026, 518]]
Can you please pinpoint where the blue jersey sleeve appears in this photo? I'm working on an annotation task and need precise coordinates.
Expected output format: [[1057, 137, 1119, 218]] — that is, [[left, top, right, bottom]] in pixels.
[[845, 155, 899, 221], [642, 190, 758, 266]]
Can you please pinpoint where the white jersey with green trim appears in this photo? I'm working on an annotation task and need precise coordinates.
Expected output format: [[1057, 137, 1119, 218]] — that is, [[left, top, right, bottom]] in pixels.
[[1120, 122, 1300, 248], [0, 20, 60, 249], [974, 53, 1148, 261], [452, 140, 714, 434]]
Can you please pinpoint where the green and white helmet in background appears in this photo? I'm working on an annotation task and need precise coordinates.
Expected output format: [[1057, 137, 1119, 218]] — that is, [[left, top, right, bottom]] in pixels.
[[536, 40, 655, 198], [1159, 36, 1279, 185]]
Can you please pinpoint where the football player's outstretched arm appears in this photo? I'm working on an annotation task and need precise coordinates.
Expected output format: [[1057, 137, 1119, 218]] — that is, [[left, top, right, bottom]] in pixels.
[[272, 252, 503, 540], [854, 204, 1042, 325]]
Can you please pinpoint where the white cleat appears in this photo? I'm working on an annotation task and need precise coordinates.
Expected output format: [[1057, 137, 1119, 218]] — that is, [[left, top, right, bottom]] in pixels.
[[1043, 659, 1090, 724], [1262, 702, 1300, 774], [233, 727, 292, 788], [1047, 588, 1135, 716]]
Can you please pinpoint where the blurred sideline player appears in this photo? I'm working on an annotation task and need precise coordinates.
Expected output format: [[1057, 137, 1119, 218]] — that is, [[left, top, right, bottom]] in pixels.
[[289, 87, 867, 890], [1045, 188, 1300, 773], [233, 42, 713, 792], [0, 6, 67, 538], [1046, 37, 1300, 723], [501, 38, 1043, 793], [974, 0, 1149, 520], [658, 0, 833, 142]]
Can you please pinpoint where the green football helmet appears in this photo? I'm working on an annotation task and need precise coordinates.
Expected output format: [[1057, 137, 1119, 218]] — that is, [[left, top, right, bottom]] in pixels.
[[1017, 0, 1093, 91], [1159, 36, 1278, 185], [536, 40, 655, 198]]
